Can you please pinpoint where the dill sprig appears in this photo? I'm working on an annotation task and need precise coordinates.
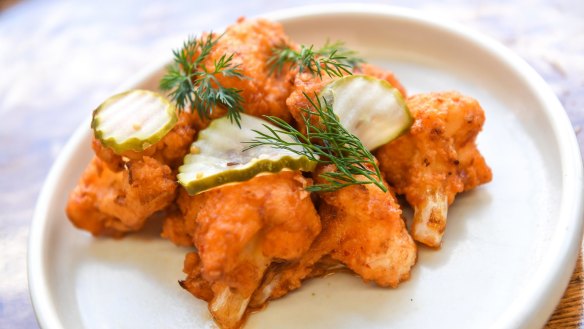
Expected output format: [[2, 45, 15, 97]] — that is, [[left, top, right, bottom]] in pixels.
[[160, 34, 245, 126], [244, 93, 386, 193], [268, 40, 363, 79]]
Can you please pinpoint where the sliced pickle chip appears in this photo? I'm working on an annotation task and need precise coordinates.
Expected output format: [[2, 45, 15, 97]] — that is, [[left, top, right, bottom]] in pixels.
[[91, 89, 178, 154], [320, 75, 413, 150], [178, 114, 317, 195]]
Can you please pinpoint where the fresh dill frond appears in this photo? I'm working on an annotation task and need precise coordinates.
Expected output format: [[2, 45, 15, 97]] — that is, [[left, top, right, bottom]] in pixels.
[[160, 34, 245, 127], [268, 40, 363, 79], [244, 93, 386, 193]]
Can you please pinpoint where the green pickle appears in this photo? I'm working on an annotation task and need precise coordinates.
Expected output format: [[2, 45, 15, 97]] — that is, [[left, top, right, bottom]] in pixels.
[[178, 114, 317, 195], [320, 75, 413, 150], [91, 89, 178, 154]]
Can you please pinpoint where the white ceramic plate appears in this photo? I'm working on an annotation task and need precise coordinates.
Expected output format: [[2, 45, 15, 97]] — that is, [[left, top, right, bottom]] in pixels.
[[29, 4, 584, 329]]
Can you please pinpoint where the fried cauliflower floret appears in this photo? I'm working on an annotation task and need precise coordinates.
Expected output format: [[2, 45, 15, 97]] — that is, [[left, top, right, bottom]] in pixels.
[[251, 164, 416, 307], [376, 91, 492, 247], [92, 111, 196, 171], [189, 18, 296, 129], [66, 156, 177, 237], [178, 171, 321, 329], [320, 166, 417, 287], [286, 64, 407, 133], [73, 111, 193, 237]]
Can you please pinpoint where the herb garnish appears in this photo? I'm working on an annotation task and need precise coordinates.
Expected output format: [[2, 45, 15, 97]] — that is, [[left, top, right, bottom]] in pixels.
[[245, 93, 386, 193], [267, 41, 363, 78], [160, 34, 245, 126]]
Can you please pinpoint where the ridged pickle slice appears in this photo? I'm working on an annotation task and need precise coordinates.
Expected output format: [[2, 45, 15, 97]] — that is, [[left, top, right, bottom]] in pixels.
[[178, 114, 317, 195], [320, 75, 413, 150], [91, 89, 178, 154]]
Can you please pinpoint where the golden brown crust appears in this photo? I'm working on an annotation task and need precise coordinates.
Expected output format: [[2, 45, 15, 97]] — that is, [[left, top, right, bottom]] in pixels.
[[161, 208, 193, 247], [316, 165, 417, 287], [180, 252, 214, 302], [377, 91, 492, 205], [178, 171, 321, 328], [180, 171, 320, 292], [190, 18, 296, 130], [376, 91, 492, 247], [250, 164, 416, 307], [66, 156, 177, 236]]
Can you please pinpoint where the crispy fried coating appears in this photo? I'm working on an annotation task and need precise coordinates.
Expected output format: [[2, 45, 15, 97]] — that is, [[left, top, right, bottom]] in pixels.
[[181, 252, 214, 302], [160, 208, 193, 247], [91, 137, 125, 172], [285, 71, 333, 134], [66, 156, 177, 237], [92, 111, 196, 171], [190, 18, 296, 129], [160, 188, 208, 247], [286, 64, 407, 133], [251, 164, 416, 307], [376, 91, 492, 247], [178, 171, 321, 329], [320, 166, 417, 287]]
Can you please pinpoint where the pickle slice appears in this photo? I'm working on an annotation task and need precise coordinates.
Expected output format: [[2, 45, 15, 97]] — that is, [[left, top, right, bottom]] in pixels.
[[91, 89, 178, 154], [178, 114, 317, 195], [320, 75, 413, 150]]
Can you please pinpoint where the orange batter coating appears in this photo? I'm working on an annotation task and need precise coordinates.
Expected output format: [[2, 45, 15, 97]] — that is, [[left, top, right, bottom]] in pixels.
[[189, 18, 296, 129], [251, 164, 416, 306], [66, 156, 177, 237], [286, 63, 407, 133], [320, 165, 416, 287], [160, 207, 193, 247], [67, 111, 193, 237], [376, 91, 492, 247], [92, 111, 196, 172], [177, 171, 321, 329]]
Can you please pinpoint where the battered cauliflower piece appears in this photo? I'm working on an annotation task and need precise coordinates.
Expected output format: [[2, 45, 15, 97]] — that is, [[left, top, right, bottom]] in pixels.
[[66, 156, 177, 237], [321, 166, 417, 287], [92, 111, 196, 171], [178, 171, 321, 329], [69, 111, 193, 237], [189, 18, 296, 129], [286, 63, 407, 134], [376, 91, 492, 247], [251, 164, 416, 307]]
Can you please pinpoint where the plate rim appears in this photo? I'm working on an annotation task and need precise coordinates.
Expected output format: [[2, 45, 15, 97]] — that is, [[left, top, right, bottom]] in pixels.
[[28, 4, 584, 329]]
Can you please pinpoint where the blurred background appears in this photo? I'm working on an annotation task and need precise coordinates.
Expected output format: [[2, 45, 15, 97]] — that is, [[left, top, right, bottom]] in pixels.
[[1, 0, 582, 328]]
